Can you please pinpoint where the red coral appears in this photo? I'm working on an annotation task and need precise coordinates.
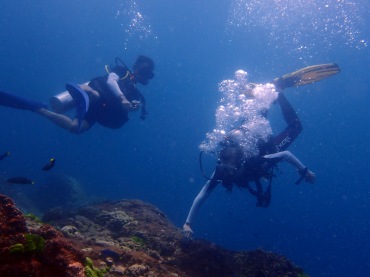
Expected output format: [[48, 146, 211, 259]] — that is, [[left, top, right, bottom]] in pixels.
[[37, 224, 85, 276], [0, 194, 27, 236], [0, 194, 85, 277]]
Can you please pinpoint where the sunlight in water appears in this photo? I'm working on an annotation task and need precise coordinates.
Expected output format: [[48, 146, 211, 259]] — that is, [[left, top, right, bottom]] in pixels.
[[200, 71, 278, 158], [227, 0, 368, 54]]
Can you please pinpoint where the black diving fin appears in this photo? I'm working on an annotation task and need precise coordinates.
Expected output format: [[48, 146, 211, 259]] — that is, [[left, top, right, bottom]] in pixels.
[[272, 63, 340, 91], [0, 90, 47, 111]]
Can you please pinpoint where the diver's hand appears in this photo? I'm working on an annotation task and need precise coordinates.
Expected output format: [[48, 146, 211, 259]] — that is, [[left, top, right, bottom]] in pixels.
[[183, 222, 193, 239], [130, 100, 141, 111], [119, 95, 132, 110]]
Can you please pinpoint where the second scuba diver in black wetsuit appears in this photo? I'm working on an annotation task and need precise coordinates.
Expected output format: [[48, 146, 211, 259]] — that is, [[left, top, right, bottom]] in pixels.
[[37, 55, 155, 133], [183, 92, 315, 239], [183, 62, 341, 239], [218, 93, 314, 204]]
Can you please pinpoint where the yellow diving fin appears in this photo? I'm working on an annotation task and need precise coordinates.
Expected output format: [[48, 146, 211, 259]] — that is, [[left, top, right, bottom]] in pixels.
[[272, 63, 340, 90]]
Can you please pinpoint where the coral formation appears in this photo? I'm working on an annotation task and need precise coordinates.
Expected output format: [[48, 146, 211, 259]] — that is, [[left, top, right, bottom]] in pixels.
[[24, 213, 43, 223], [1, 194, 306, 276], [23, 233, 45, 252], [0, 194, 85, 277], [84, 257, 108, 277], [43, 199, 305, 276], [9, 243, 24, 254]]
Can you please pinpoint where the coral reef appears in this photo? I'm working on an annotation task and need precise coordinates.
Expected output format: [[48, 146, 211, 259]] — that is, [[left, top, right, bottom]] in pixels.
[[0, 194, 85, 277], [43, 199, 305, 277], [1, 194, 305, 276]]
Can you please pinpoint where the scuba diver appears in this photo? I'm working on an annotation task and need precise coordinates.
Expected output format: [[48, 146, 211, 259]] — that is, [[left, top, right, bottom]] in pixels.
[[0, 55, 155, 134], [183, 63, 340, 239]]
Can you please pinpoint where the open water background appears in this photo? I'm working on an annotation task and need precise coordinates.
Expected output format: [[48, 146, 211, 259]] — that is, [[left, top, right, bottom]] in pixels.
[[0, 1, 369, 276]]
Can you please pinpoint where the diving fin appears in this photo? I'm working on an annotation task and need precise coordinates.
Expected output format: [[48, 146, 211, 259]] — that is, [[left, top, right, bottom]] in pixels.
[[0, 90, 47, 111], [65, 83, 89, 131], [272, 63, 340, 91]]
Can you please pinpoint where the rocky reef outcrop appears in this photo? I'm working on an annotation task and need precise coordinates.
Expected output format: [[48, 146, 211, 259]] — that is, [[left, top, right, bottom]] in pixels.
[[0, 194, 304, 276], [0, 194, 85, 277]]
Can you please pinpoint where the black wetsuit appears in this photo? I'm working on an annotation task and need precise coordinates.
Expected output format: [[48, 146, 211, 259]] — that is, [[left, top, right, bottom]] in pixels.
[[215, 93, 302, 206], [84, 66, 146, 129]]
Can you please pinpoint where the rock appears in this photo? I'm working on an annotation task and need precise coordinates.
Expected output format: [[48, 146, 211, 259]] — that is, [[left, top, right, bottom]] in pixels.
[[42, 207, 74, 222], [1, 195, 306, 277], [46, 199, 305, 276], [110, 265, 126, 276], [127, 264, 148, 276], [60, 225, 78, 237]]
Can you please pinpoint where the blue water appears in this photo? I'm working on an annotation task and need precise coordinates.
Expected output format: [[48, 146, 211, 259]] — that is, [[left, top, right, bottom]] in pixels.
[[0, 1, 369, 276]]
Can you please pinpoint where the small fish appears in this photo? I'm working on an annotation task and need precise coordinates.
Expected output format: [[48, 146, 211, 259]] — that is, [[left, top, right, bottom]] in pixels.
[[42, 158, 56, 171], [0, 151, 10, 161], [7, 177, 35, 185]]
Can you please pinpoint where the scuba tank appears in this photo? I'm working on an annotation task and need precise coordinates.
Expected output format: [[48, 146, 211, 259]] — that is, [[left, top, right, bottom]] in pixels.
[[50, 82, 89, 113]]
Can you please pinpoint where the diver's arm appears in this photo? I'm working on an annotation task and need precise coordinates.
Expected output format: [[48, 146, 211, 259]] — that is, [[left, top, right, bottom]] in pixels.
[[80, 83, 99, 97], [107, 73, 132, 110], [264, 150, 304, 169], [263, 151, 315, 183], [183, 173, 218, 238], [79, 84, 99, 100]]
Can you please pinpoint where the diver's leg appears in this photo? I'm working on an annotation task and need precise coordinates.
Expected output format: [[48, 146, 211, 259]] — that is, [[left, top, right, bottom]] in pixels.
[[273, 93, 302, 151], [278, 93, 301, 131], [36, 108, 89, 134]]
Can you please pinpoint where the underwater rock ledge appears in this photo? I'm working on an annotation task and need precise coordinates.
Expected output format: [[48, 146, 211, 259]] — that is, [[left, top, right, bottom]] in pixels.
[[0, 194, 305, 277]]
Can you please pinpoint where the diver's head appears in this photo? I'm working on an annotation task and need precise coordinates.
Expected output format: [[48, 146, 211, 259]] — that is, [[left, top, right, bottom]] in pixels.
[[132, 55, 155, 85], [217, 143, 244, 176]]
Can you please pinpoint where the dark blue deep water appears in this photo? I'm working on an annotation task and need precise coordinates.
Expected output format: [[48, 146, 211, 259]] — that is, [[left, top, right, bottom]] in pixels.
[[0, 1, 369, 276]]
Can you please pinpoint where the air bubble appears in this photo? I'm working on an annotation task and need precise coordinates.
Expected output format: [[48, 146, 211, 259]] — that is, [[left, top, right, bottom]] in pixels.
[[200, 70, 278, 158]]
